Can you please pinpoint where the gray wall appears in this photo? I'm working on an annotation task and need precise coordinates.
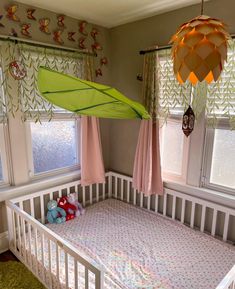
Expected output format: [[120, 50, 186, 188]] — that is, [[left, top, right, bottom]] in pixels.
[[109, 0, 235, 175]]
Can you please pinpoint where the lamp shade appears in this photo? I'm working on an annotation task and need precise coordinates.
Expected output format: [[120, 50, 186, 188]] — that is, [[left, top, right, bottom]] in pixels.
[[170, 15, 230, 85]]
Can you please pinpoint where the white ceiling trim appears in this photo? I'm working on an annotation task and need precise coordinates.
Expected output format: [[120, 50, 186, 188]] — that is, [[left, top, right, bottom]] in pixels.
[[17, 0, 210, 28]]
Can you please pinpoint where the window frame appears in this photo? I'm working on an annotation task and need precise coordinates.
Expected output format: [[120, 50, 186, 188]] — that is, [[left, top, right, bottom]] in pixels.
[[160, 116, 190, 184], [0, 123, 11, 185], [25, 115, 81, 180], [202, 125, 235, 196]]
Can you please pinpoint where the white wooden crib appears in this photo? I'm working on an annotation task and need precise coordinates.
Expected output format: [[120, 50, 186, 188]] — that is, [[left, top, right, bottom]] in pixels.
[[6, 171, 235, 289]]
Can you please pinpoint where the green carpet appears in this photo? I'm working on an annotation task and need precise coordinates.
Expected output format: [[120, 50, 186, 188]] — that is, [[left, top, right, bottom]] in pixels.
[[0, 261, 46, 289]]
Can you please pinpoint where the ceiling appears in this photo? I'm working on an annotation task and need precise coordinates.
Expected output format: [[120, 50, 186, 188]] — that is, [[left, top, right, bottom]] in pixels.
[[17, 0, 208, 28]]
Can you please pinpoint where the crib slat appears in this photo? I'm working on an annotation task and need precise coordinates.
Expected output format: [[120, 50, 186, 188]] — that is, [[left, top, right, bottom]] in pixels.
[[115, 177, 118, 199], [35, 228, 39, 276], [82, 186, 86, 207], [28, 223, 32, 269], [155, 195, 159, 213], [22, 218, 26, 262], [200, 205, 206, 232], [127, 181, 130, 203], [85, 267, 89, 289], [50, 192, 53, 201], [96, 184, 99, 203], [223, 213, 229, 241], [190, 202, 195, 228], [120, 179, 124, 201], [211, 209, 217, 237], [12, 211, 16, 251], [30, 198, 35, 218], [102, 183, 105, 200], [41, 233, 45, 282], [147, 196, 151, 211], [58, 189, 62, 198], [133, 189, 137, 206], [172, 196, 176, 220], [65, 252, 69, 289], [48, 239, 53, 289], [108, 175, 112, 198], [74, 259, 78, 289], [17, 214, 22, 256], [163, 194, 167, 216], [181, 199, 186, 223], [40, 195, 45, 224], [89, 185, 93, 205], [56, 243, 60, 279], [140, 193, 143, 208]]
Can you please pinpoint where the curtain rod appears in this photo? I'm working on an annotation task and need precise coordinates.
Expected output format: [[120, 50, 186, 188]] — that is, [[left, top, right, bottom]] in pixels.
[[139, 34, 235, 55], [0, 34, 97, 57]]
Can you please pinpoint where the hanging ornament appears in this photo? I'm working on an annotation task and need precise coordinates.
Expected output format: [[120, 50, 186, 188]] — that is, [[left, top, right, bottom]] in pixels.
[[27, 8, 36, 20], [6, 4, 20, 22], [53, 30, 64, 44], [21, 24, 32, 38], [9, 61, 26, 80], [0, 15, 4, 28], [39, 18, 51, 34], [170, 0, 230, 85], [57, 15, 65, 28], [68, 32, 76, 42], [79, 21, 88, 36], [182, 106, 195, 137]]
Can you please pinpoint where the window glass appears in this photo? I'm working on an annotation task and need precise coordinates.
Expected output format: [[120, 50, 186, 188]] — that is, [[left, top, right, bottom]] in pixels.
[[210, 129, 235, 189], [30, 120, 78, 174], [160, 121, 184, 176], [0, 156, 3, 181]]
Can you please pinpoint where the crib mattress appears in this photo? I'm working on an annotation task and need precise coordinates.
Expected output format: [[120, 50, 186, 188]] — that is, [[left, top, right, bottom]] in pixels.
[[45, 199, 235, 289]]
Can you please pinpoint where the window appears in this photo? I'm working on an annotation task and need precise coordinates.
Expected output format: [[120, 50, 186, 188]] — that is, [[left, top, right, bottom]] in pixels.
[[203, 128, 235, 193], [26, 119, 80, 177], [160, 118, 189, 182]]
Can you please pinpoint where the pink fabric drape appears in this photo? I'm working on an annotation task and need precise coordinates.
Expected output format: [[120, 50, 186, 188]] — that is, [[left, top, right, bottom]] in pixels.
[[133, 119, 163, 196], [81, 116, 105, 186]]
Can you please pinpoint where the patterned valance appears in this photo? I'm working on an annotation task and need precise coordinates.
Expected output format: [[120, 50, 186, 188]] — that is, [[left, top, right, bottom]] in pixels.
[[0, 41, 94, 122]]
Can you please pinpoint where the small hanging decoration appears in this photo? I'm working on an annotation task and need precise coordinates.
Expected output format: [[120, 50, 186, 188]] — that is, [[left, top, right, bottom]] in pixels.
[[21, 24, 32, 38], [92, 42, 103, 52], [79, 20, 88, 36], [170, 0, 230, 85], [53, 30, 64, 45], [27, 8, 36, 20], [79, 37, 86, 49], [95, 68, 102, 77], [9, 61, 27, 80], [39, 18, 51, 34], [90, 28, 99, 40], [10, 28, 18, 37], [6, 4, 20, 22], [100, 57, 108, 66], [68, 32, 76, 41], [182, 106, 195, 137], [0, 15, 4, 28], [57, 15, 65, 28]]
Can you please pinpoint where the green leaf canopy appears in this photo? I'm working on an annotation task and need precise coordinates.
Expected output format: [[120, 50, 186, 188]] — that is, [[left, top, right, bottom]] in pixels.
[[37, 67, 150, 119]]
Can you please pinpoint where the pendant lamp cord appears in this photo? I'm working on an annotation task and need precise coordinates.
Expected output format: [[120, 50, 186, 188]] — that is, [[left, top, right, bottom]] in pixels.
[[200, 0, 204, 15]]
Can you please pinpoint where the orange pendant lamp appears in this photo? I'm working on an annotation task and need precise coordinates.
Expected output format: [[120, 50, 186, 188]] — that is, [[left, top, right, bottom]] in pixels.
[[170, 0, 231, 85]]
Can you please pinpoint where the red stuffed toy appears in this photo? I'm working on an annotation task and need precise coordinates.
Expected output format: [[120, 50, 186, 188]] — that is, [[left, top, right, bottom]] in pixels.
[[57, 196, 77, 221]]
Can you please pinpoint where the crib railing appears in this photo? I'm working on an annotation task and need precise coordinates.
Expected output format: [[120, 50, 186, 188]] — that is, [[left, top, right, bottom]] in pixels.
[[6, 171, 235, 289], [6, 174, 110, 289], [109, 171, 235, 243]]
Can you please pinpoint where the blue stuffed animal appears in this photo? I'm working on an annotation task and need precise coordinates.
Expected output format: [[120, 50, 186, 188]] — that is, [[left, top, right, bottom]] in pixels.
[[47, 200, 66, 224]]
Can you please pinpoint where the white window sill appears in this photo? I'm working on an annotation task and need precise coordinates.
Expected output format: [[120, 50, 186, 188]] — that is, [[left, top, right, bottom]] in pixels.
[[163, 179, 235, 209], [0, 170, 81, 202]]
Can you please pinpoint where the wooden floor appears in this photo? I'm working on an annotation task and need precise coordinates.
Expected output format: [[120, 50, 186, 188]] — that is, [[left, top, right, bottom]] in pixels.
[[0, 250, 18, 262]]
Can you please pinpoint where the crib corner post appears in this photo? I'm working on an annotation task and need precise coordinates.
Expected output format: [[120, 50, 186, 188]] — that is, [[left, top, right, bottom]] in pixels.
[[6, 203, 13, 250]]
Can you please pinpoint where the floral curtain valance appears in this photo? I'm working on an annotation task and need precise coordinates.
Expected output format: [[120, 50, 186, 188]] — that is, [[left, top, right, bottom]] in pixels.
[[0, 41, 92, 122]]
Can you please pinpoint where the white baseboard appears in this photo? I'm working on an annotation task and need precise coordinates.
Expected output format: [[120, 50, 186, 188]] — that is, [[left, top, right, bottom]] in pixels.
[[0, 231, 9, 254]]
